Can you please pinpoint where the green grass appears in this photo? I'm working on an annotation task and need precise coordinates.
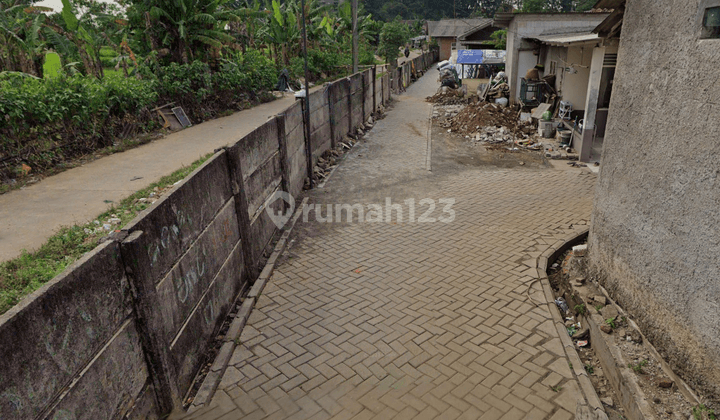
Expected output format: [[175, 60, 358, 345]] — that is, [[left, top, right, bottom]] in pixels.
[[0, 153, 213, 315], [628, 359, 648, 374], [43, 52, 62, 79]]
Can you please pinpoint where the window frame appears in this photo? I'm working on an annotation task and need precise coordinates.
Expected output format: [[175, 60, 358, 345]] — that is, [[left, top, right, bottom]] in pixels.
[[697, 0, 720, 39]]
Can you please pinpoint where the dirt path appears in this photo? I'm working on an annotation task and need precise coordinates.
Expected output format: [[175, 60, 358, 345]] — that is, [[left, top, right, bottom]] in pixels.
[[183, 68, 600, 420]]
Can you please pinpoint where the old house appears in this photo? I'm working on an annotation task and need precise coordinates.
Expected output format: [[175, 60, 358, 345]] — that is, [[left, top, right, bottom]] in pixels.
[[456, 20, 499, 50], [493, 12, 611, 162], [427, 19, 492, 61], [589, 0, 720, 405]]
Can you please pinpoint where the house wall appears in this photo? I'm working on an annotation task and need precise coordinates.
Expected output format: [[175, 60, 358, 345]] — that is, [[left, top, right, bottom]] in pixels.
[[589, 0, 720, 405], [560, 45, 592, 111], [504, 13, 609, 102], [516, 50, 538, 98], [542, 46, 568, 93]]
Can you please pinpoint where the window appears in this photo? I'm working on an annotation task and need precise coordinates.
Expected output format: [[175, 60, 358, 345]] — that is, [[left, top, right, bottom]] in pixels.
[[549, 60, 557, 75], [702, 6, 720, 38]]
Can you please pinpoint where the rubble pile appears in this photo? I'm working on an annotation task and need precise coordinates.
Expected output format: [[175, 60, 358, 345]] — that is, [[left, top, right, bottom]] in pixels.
[[425, 92, 472, 106], [449, 102, 525, 135], [434, 102, 542, 149]]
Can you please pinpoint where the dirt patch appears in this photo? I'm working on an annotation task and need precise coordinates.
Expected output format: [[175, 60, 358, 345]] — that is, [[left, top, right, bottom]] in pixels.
[[431, 125, 548, 170], [406, 122, 423, 137]]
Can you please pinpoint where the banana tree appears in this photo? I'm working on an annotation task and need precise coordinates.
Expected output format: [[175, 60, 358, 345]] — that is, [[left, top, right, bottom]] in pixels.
[[0, 2, 51, 77], [148, 0, 245, 63], [336, 0, 375, 43], [258, 0, 299, 66]]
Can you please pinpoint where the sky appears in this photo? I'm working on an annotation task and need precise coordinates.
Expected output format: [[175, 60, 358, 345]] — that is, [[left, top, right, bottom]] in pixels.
[[32, 0, 117, 14]]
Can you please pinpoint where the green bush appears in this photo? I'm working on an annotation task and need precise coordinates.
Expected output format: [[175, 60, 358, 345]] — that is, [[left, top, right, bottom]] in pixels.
[[0, 74, 157, 131], [0, 50, 277, 182], [238, 49, 276, 91], [155, 60, 213, 105], [289, 43, 376, 82]]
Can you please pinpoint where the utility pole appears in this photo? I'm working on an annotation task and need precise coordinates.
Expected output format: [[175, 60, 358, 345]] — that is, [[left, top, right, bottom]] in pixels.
[[454, 0, 456, 18], [352, 0, 358, 73], [300, 0, 313, 188]]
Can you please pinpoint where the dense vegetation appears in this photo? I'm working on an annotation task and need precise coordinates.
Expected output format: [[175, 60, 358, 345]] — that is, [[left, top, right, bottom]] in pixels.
[[0, 0, 596, 186], [0, 0, 415, 187]]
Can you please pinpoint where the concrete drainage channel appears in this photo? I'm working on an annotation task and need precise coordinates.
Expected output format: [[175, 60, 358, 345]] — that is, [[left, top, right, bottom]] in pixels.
[[537, 230, 704, 420]]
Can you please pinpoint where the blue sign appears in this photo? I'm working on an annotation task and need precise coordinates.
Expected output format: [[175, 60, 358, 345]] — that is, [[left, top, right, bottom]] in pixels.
[[457, 50, 484, 64]]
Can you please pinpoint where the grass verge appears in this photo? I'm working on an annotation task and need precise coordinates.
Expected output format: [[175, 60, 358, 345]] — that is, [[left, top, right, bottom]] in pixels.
[[0, 152, 213, 315]]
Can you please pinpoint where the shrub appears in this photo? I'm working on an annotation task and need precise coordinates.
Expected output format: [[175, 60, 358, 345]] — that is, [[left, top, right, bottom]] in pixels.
[[238, 49, 277, 92], [0, 50, 277, 183]]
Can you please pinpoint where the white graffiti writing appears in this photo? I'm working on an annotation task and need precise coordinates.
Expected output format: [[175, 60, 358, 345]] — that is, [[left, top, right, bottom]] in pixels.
[[147, 205, 193, 266], [173, 248, 207, 304]]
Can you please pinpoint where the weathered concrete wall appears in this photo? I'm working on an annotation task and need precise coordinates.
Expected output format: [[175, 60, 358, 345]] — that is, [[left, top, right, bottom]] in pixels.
[[0, 241, 152, 420], [0, 52, 437, 420], [308, 89, 332, 161], [589, 0, 720, 404], [282, 101, 306, 199], [363, 71, 373, 121], [350, 72, 364, 130], [329, 79, 350, 144], [121, 151, 245, 405]]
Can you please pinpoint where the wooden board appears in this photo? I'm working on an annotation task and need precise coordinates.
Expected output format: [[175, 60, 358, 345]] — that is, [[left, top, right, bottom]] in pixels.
[[531, 103, 552, 120]]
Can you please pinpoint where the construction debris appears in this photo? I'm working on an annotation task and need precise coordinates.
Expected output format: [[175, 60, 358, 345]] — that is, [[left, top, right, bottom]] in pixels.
[[433, 102, 543, 149], [425, 93, 473, 105]]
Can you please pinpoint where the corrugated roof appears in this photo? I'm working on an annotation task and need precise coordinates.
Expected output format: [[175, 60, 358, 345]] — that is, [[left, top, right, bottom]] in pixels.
[[533, 32, 600, 45], [458, 21, 495, 40], [428, 19, 492, 38]]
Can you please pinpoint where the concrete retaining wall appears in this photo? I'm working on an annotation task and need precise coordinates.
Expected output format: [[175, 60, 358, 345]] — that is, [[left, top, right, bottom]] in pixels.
[[0, 52, 436, 420], [588, 0, 720, 405]]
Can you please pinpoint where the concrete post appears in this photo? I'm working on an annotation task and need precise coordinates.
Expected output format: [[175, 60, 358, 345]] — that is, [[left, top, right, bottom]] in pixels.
[[347, 77, 353, 133], [372, 66, 377, 113], [225, 148, 259, 280], [275, 115, 291, 197], [120, 231, 181, 415], [579, 46, 606, 162], [361, 70, 366, 122], [327, 85, 336, 148]]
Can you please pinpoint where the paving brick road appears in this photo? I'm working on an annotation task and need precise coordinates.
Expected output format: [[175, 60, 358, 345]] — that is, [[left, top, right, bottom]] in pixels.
[[183, 69, 597, 420]]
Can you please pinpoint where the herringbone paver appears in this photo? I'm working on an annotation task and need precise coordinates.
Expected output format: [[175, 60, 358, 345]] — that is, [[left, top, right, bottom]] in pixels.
[[184, 68, 596, 420]]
